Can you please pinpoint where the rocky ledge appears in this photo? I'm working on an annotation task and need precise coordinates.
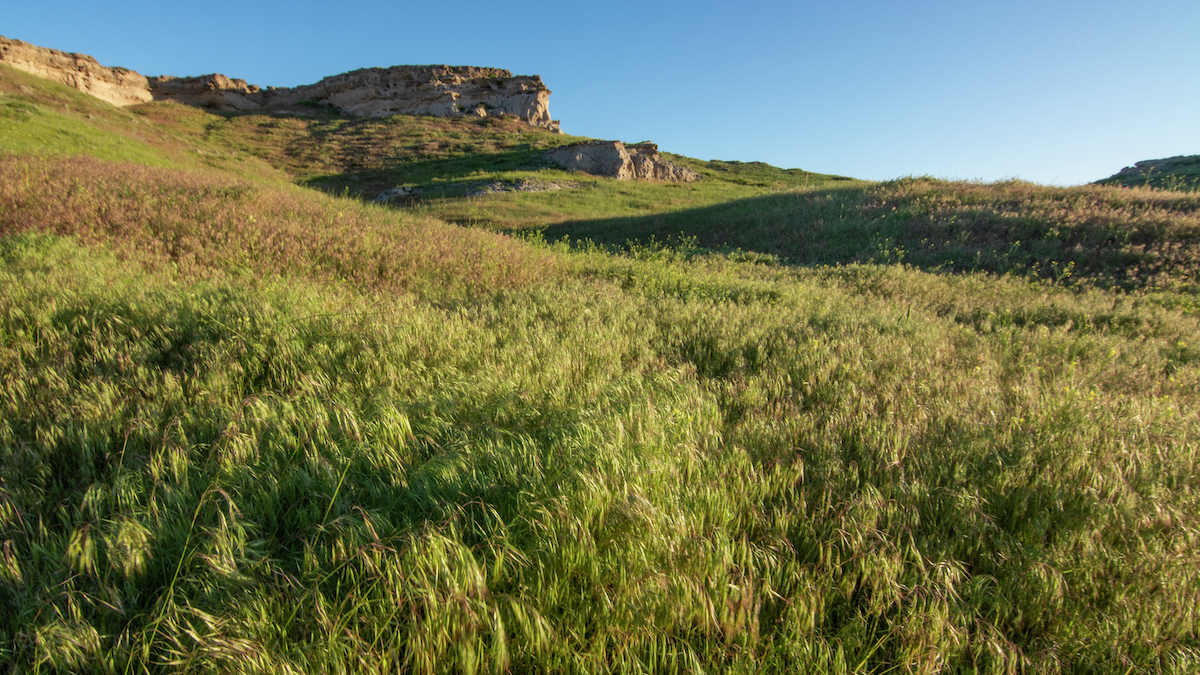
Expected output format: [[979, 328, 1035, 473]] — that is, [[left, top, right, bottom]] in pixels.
[[148, 66, 560, 132], [0, 36, 151, 107], [0, 36, 560, 132], [546, 141, 700, 182]]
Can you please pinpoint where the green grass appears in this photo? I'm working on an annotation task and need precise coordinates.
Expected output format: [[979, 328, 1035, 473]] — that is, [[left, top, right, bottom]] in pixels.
[[141, 102, 591, 196], [3, 226, 1198, 673], [1095, 155, 1200, 192], [1, 68, 1199, 673], [537, 176, 1200, 292], [0, 64, 292, 183], [0, 97, 176, 168]]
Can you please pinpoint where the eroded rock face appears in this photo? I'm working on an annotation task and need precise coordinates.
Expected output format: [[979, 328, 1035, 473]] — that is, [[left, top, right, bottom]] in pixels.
[[0, 36, 561, 132], [148, 65, 561, 132], [546, 141, 700, 182], [146, 73, 265, 111], [0, 36, 152, 107]]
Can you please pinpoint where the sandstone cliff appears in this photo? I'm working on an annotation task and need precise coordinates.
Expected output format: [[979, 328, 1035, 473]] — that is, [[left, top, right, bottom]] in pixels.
[[0, 36, 560, 132], [546, 141, 700, 182], [148, 65, 561, 132], [0, 36, 152, 106]]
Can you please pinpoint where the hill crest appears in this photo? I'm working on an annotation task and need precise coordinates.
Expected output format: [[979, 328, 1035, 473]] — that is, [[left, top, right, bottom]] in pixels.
[[0, 35, 561, 132]]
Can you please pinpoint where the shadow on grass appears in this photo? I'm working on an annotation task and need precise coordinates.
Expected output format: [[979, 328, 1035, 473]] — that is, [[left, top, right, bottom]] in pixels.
[[299, 145, 556, 200], [540, 186, 880, 265], [539, 184, 1199, 290]]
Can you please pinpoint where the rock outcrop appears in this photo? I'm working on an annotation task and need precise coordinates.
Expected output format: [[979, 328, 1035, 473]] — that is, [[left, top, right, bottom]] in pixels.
[[0, 36, 560, 132], [0, 35, 152, 107], [546, 141, 700, 182], [145, 73, 266, 112], [147, 65, 561, 132]]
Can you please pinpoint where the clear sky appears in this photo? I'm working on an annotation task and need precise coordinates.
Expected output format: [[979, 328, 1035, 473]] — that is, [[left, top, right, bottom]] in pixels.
[[4, 1, 1198, 185]]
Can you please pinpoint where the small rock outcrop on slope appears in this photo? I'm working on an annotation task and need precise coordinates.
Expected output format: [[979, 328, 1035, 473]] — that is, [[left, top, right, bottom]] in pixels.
[[148, 65, 561, 132], [0, 35, 152, 106], [546, 141, 700, 182]]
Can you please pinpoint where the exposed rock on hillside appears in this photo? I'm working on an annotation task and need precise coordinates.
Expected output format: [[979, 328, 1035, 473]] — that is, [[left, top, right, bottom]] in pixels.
[[0, 35, 151, 106], [148, 65, 561, 132], [146, 73, 265, 112], [546, 141, 700, 182], [0, 36, 560, 132]]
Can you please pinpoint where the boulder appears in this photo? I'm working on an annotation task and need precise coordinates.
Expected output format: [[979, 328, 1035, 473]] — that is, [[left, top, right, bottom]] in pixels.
[[546, 141, 634, 179], [374, 186, 423, 203], [546, 141, 700, 182], [0, 35, 152, 107], [627, 143, 701, 181]]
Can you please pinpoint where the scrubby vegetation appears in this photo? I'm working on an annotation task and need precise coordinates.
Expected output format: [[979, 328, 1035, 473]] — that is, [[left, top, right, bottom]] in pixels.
[[1, 62, 1198, 673], [1094, 155, 1200, 192]]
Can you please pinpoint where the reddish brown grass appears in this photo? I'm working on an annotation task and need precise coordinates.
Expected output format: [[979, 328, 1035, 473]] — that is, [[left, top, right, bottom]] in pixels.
[[0, 155, 559, 298]]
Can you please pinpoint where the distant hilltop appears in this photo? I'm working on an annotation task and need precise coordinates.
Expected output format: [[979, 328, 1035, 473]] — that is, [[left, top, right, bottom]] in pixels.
[[1094, 155, 1199, 191], [0, 35, 561, 132]]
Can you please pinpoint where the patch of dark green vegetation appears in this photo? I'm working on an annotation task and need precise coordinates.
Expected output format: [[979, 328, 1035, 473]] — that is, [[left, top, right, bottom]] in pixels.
[[1095, 154, 1200, 192], [543, 177, 1200, 292]]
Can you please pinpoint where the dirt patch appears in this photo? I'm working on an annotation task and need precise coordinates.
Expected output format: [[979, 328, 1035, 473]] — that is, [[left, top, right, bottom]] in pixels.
[[374, 179, 579, 204]]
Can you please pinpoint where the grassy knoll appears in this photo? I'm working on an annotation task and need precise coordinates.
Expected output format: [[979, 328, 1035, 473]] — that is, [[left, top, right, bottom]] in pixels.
[[1, 72, 1199, 673], [1095, 155, 1200, 192]]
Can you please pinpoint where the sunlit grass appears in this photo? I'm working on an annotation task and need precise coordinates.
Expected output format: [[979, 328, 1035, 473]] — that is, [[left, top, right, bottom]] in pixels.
[[2, 220, 1197, 672], [0, 155, 558, 302], [1, 70, 1198, 673]]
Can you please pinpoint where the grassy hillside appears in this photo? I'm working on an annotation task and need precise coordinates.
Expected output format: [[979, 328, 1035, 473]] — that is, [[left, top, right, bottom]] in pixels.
[[2, 64, 1199, 673], [1095, 155, 1200, 192], [0, 65, 289, 182]]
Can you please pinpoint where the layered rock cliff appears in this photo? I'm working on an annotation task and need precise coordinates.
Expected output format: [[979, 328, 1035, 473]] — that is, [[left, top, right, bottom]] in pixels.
[[148, 65, 559, 131], [0, 36, 152, 107], [0, 36, 560, 132], [546, 141, 700, 182]]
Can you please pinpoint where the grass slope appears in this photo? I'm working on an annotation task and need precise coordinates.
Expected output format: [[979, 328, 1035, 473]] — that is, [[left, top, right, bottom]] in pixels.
[[1, 69, 1199, 673], [1095, 155, 1200, 192], [0, 64, 290, 182], [543, 178, 1200, 293]]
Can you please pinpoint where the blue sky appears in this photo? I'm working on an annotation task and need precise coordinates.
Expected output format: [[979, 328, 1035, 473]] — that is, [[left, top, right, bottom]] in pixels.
[[5, 1, 1197, 185]]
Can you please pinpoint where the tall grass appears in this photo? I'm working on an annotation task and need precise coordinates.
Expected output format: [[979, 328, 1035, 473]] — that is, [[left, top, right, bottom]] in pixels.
[[2, 220, 1197, 671], [0, 65, 287, 182], [0, 156, 558, 302], [1, 70, 1198, 672], [542, 177, 1200, 292]]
